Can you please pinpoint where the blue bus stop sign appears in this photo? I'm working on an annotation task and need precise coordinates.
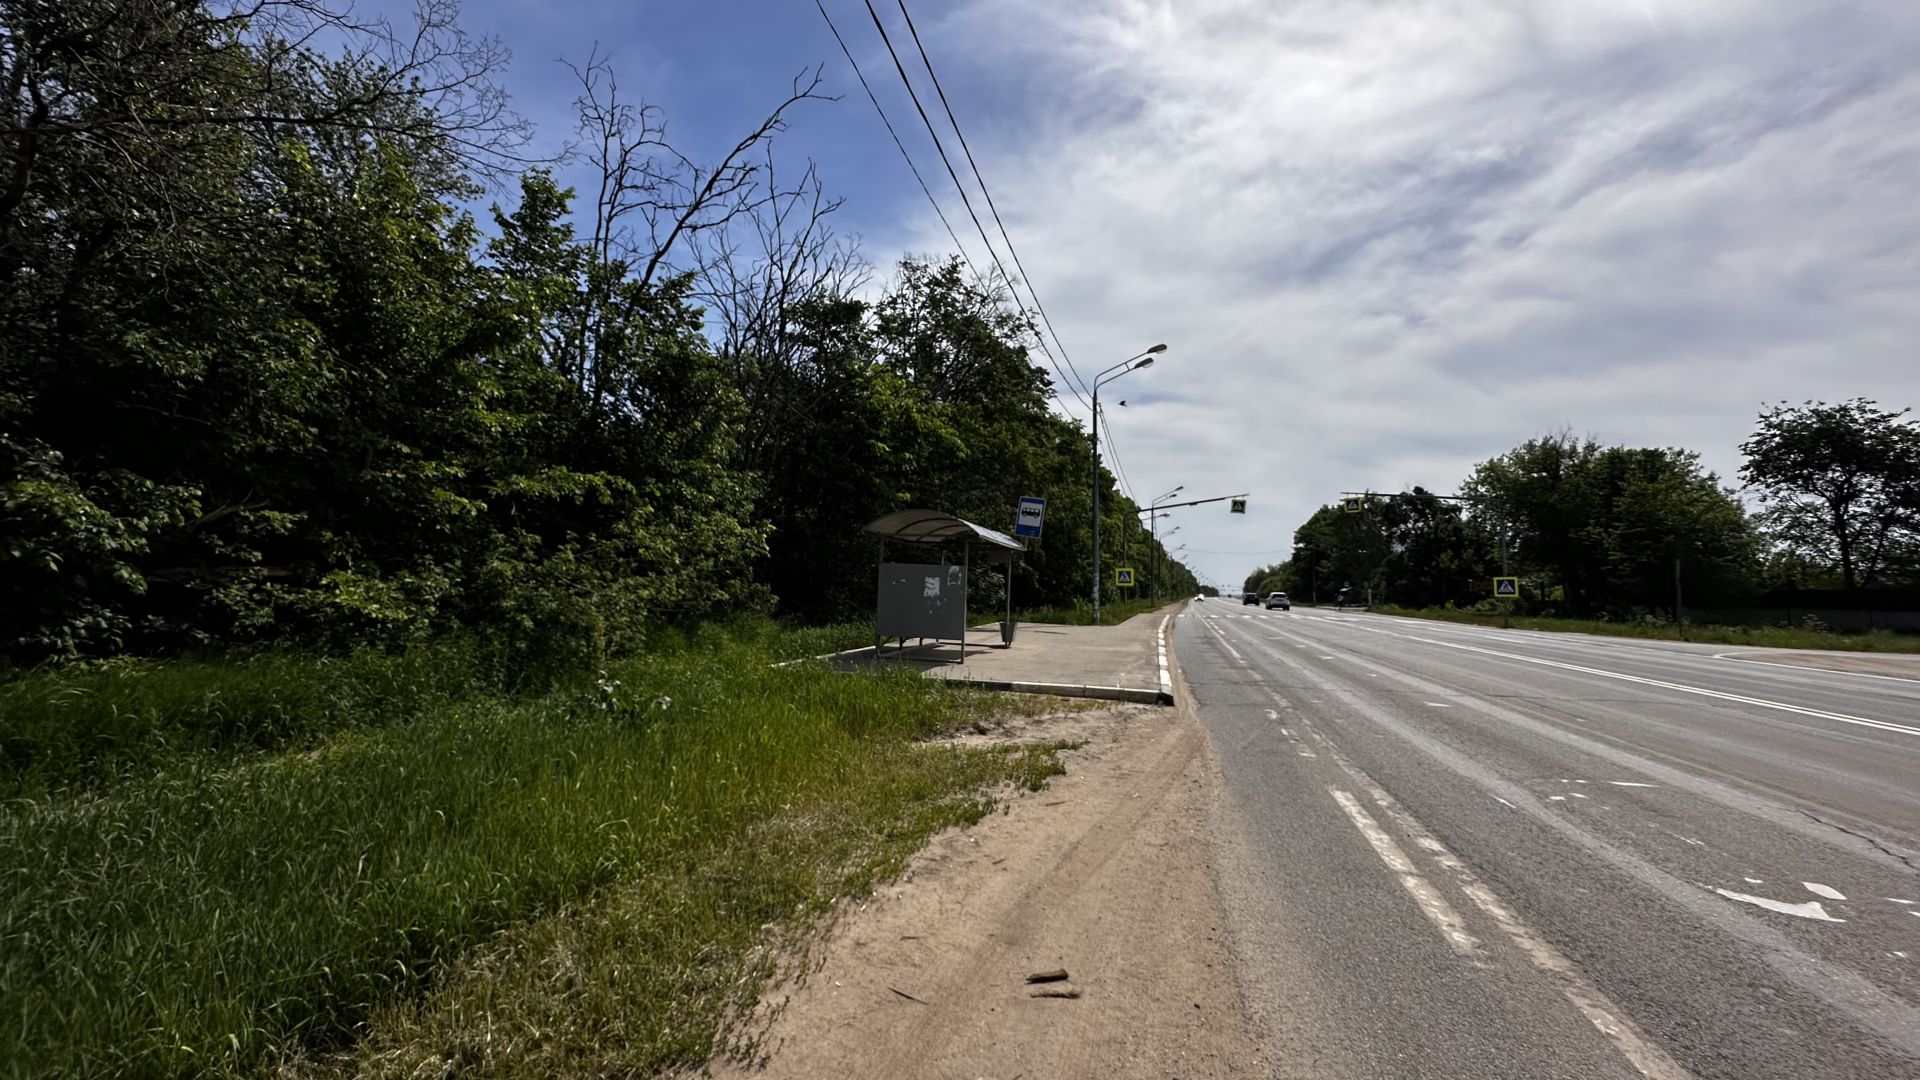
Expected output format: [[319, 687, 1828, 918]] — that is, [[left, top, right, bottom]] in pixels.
[[1014, 496, 1046, 538]]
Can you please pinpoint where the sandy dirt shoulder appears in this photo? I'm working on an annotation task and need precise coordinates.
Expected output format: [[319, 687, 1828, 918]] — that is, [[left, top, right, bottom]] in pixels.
[[702, 687, 1266, 1079], [1727, 648, 1920, 679]]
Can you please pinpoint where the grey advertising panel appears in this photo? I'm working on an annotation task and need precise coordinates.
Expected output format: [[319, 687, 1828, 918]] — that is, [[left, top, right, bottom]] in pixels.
[[877, 562, 967, 641]]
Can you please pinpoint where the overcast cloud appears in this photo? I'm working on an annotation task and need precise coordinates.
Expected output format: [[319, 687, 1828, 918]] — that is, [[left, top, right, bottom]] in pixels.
[[383, 0, 1920, 591], [860, 0, 1920, 589]]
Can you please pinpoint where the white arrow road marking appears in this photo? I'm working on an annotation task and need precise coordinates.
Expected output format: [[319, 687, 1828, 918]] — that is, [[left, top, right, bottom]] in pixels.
[[1714, 889, 1845, 922]]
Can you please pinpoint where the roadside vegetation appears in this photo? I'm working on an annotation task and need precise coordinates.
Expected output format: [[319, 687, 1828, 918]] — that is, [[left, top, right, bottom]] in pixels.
[[1372, 605, 1920, 653], [0, 627, 1068, 1078], [0, 4, 1192, 1075], [1249, 404, 1920, 633], [1000, 597, 1179, 626]]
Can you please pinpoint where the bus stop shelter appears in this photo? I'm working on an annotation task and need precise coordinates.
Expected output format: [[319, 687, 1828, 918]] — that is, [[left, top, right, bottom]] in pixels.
[[863, 510, 1026, 661]]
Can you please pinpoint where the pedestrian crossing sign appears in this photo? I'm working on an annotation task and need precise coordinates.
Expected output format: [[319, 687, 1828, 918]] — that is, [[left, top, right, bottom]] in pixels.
[[1494, 576, 1519, 598], [1116, 567, 1136, 587], [1343, 497, 1363, 514]]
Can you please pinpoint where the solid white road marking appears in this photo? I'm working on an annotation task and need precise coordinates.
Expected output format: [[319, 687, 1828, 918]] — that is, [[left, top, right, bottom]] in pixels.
[[1745, 878, 1764, 885], [1391, 632, 1920, 738], [1309, 736, 1695, 1080], [1714, 889, 1846, 923], [1608, 781, 1657, 788], [1329, 788, 1483, 958], [1889, 898, 1915, 905], [1803, 882, 1847, 901], [1423, 702, 1452, 708]]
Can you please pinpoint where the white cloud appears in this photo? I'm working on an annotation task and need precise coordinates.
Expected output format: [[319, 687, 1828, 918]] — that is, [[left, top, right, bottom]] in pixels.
[[880, 0, 1920, 589]]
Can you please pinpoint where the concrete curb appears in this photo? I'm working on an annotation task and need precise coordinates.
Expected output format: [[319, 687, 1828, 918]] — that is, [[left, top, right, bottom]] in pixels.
[[941, 678, 1170, 705]]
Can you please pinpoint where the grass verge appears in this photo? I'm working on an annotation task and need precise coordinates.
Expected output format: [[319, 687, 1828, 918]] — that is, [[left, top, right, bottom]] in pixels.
[[1004, 597, 1177, 626], [0, 633, 1067, 1078], [1372, 605, 1920, 652]]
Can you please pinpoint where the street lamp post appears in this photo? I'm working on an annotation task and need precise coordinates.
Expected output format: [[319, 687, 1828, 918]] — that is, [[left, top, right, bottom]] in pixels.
[[1092, 344, 1168, 624], [1155, 525, 1181, 601], [1149, 485, 1183, 602]]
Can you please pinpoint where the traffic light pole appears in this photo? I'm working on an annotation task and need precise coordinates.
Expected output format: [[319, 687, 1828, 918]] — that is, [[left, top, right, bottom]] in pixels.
[[1134, 492, 1249, 601]]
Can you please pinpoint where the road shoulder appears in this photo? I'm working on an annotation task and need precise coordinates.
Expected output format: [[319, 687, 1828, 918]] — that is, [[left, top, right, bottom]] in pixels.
[[701, 695, 1265, 1079]]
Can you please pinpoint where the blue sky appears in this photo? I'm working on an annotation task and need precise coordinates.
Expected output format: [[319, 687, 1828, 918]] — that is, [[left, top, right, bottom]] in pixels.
[[365, 0, 1920, 592]]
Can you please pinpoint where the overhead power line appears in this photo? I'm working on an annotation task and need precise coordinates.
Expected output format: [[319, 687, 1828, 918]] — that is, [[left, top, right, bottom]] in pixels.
[[810, 0, 978, 280], [891, 0, 1092, 404], [857, 0, 1093, 416]]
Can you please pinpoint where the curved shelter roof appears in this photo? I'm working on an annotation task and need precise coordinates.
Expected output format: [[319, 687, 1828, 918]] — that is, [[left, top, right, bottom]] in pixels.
[[862, 510, 1025, 551]]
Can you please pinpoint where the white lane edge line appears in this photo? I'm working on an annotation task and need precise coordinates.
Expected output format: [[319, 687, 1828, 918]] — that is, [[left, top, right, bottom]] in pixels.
[[1328, 788, 1483, 959], [1391, 632, 1920, 738], [1313, 742, 1696, 1080]]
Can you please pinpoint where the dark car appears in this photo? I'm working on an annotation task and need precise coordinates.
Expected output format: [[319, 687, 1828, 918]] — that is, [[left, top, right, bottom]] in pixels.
[[1242, 591, 1259, 605], [1265, 591, 1291, 610]]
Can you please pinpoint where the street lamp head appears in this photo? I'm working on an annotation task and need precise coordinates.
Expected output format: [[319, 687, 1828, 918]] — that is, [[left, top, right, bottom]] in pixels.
[[1146, 343, 1169, 354], [1132, 356, 1154, 371]]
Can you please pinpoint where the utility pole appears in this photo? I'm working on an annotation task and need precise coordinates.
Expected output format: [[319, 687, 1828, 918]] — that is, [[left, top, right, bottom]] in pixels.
[[1674, 556, 1686, 639]]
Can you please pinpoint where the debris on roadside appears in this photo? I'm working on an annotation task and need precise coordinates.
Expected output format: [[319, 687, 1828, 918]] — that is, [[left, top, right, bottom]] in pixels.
[[1025, 969, 1070, 983]]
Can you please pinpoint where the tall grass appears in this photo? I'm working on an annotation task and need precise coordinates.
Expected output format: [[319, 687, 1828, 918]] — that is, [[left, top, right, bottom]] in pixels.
[[1373, 605, 1920, 652], [0, 645, 493, 794], [1005, 597, 1176, 626], [0, 637, 1061, 1078]]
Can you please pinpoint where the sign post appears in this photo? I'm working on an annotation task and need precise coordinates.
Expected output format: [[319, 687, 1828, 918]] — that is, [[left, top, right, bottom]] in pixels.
[[1493, 576, 1518, 628]]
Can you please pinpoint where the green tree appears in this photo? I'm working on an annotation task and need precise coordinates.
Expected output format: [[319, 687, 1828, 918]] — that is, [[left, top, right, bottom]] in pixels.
[[1739, 399, 1920, 590]]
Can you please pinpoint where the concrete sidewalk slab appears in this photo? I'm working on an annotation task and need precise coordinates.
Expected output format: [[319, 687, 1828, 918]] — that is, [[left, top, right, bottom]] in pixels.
[[822, 602, 1185, 705]]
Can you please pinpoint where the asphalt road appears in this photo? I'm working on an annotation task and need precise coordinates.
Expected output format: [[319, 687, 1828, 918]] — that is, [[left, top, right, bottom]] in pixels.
[[1175, 605, 1920, 1080]]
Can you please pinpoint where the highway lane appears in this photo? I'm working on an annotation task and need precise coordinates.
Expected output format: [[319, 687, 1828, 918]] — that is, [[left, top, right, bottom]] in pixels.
[[1175, 605, 1920, 1080]]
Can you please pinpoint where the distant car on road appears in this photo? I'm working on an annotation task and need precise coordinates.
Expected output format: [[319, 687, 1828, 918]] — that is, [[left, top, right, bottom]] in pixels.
[[1265, 591, 1291, 610], [1242, 591, 1258, 605]]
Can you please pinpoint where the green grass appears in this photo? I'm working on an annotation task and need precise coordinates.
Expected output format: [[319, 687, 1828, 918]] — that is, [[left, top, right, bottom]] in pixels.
[[1372, 605, 1920, 652], [1004, 597, 1178, 625], [0, 633, 1070, 1078], [0, 644, 493, 795]]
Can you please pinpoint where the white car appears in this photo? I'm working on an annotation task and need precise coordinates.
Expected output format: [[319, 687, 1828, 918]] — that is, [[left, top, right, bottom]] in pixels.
[[1265, 592, 1291, 610]]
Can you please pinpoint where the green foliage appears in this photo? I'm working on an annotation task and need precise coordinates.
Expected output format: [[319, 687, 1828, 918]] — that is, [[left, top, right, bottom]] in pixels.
[[0, 643, 488, 793], [1739, 399, 1920, 589], [1461, 437, 1758, 615], [1265, 438, 1764, 618], [0, 638, 1067, 1078], [1374, 605, 1920, 652]]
